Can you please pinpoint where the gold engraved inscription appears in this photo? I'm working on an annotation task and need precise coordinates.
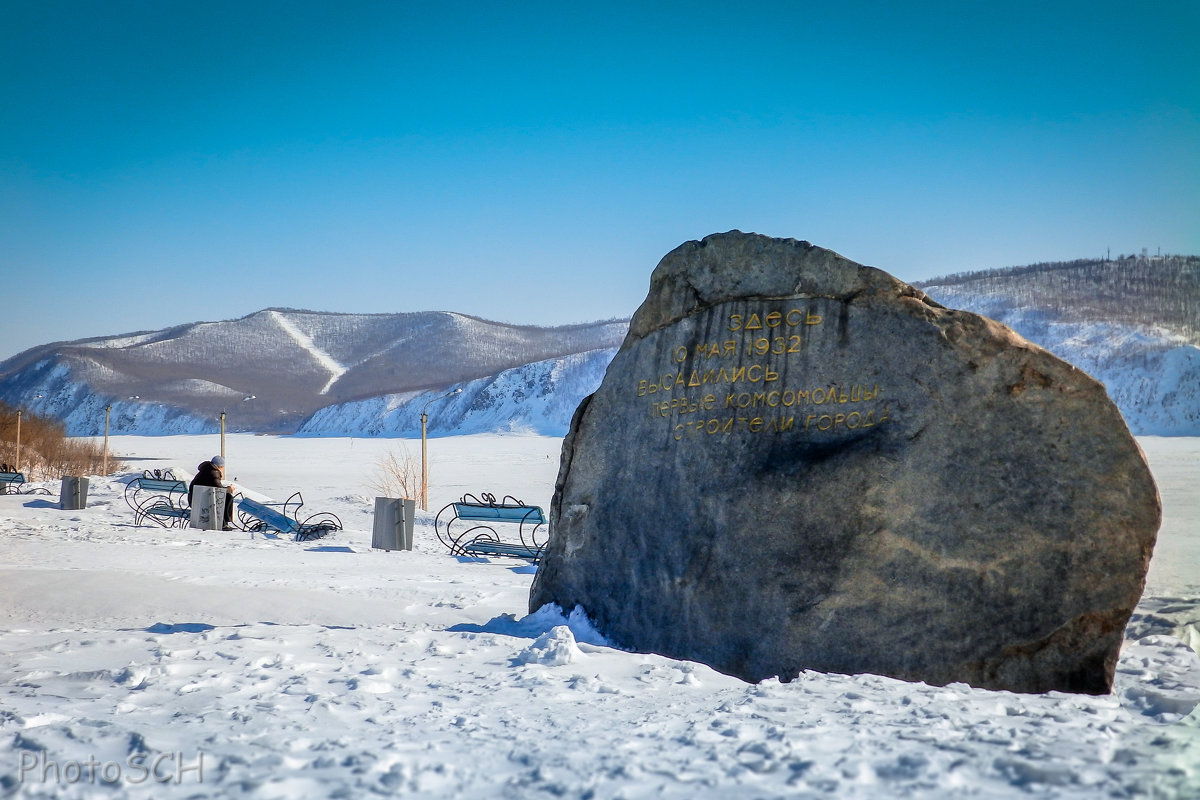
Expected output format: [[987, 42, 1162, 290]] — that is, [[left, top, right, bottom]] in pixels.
[[635, 303, 892, 438], [728, 309, 822, 331]]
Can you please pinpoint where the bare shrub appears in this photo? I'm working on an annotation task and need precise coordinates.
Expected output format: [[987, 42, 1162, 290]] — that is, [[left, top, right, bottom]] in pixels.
[[0, 403, 127, 479], [366, 445, 420, 500]]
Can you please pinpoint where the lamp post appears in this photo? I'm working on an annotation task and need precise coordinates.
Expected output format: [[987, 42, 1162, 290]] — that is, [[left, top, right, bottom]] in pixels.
[[103, 405, 111, 476], [15, 394, 43, 475], [420, 388, 462, 510]]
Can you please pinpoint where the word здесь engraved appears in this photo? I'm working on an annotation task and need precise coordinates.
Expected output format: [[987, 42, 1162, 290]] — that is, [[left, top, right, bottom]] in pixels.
[[635, 303, 892, 438]]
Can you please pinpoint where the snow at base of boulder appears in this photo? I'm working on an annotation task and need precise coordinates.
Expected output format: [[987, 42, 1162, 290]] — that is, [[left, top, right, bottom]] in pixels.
[[0, 433, 1197, 799]]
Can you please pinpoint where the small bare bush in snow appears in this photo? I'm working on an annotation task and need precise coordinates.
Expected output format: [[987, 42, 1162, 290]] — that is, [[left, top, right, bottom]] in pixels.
[[0, 403, 126, 479], [367, 446, 419, 500]]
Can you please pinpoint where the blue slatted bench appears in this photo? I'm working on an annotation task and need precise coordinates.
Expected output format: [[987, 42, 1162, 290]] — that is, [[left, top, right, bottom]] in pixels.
[[0, 470, 27, 494], [125, 470, 190, 527], [434, 492, 548, 561], [0, 467, 51, 496], [236, 493, 341, 542]]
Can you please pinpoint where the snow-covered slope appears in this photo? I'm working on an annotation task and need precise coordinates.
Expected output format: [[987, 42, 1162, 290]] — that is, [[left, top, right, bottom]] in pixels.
[[296, 347, 617, 437], [0, 434, 1197, 799], [0, 310, 627, 436], [921, 258, 1200, 436]]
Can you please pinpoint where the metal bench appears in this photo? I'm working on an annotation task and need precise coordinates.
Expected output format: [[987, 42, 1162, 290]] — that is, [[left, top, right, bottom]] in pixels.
[[434, 492, 548, 562], [235, 492, 342, 542], [0, 464, 51, 496], [125, 469, 190, 527]]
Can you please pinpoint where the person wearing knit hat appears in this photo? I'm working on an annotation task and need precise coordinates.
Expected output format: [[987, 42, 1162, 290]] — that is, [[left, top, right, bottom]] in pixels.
[[189, 456, 236, 530]]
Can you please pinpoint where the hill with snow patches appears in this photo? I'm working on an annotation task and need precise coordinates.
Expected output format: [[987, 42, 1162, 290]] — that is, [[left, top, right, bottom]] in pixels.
[[1, 254, 1196, 437], [294, 347, 618, 437], [0, 310, 626, 436], [916, 255, 1200, 436]]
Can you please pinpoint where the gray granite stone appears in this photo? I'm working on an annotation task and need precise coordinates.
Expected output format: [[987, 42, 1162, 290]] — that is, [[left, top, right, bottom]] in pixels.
[[530, 231, 1161, 694]]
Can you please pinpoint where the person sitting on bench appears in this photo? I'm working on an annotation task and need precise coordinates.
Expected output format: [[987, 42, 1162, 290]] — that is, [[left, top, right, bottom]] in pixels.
[[189, 455, 237, 530]]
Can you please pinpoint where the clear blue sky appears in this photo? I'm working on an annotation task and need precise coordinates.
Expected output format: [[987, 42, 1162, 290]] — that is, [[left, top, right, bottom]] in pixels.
[[2, 0, 1197, 361]]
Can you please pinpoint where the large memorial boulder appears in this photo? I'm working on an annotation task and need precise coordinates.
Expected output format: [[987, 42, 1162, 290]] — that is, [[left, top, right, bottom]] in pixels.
[[530, 231, 1161, 695]]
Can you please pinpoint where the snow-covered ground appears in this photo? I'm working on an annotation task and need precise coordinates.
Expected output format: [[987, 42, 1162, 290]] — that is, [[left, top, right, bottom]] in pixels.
[[1, 434, 1197, 799]]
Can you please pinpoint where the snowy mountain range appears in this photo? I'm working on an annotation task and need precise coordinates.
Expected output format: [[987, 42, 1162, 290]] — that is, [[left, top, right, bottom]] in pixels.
[[1, 254, 1196, 438], [0, 310, 626, 436], [294, 347, 618, 438]]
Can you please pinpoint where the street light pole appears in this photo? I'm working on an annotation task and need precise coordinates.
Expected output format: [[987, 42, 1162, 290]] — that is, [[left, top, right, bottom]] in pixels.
[[14, 394, 42, 475], [420, 387, 462, 511], [220, 411, 226, 463], [103, 405, 112, 475]]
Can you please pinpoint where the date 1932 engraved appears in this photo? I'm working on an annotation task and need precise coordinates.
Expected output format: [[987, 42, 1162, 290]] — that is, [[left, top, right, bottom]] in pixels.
[[634, 305, 892, 439]]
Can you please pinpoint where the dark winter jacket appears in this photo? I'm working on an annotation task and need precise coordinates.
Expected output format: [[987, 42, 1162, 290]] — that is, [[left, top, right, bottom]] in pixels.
[[188, 461, 225, 504]]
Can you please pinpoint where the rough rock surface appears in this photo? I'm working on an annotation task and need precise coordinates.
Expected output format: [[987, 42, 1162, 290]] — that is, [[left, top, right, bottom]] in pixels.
[[529, 231, 1161, 694]]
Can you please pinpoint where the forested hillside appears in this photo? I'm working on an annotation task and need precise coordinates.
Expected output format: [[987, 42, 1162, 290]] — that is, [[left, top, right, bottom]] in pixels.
[[917, 255, 1199, 344], [919, 255, 1200, 435]]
